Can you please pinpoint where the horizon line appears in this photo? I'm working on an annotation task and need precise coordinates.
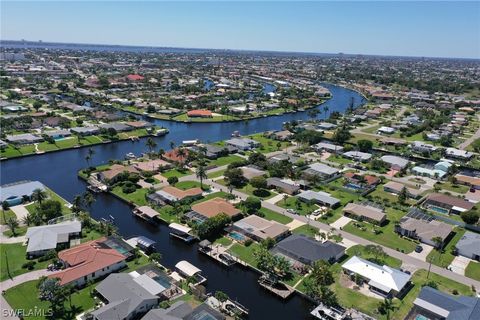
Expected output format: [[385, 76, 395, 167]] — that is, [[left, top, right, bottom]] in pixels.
[[2, 38, 479, 61]]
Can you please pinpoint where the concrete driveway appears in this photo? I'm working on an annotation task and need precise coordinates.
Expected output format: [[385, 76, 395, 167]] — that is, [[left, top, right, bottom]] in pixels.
[[10, 205, 29, 221], [449, 255, 472, 275], [265, 193, 286, 205], [408, 243, 433, 262], [330, 216, 352, 229]]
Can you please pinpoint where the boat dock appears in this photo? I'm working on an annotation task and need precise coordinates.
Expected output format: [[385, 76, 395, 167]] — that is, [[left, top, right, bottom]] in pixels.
[[198, 240, 237, 267], [87, 175, 107, 193], [132, 206, 159, 223], [169, 223, 197, 243], [258, 275, 295, 299]]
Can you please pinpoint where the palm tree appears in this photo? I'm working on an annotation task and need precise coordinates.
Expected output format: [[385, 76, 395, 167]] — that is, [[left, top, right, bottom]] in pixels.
[[6, 217, 19, 237], [283, 194, 289, 205], [72, 195, 83, 213], [196, 164, 207, 189], [158, 148, 165, 159], [82, 192, 95, 209], [31, 188, 47, 205], [169, 141, 175, 150], [146, 137, 157, 155], [22, 214, 34, 226], [176, 147, 187, 168], [148, 252, 162, 264], [323, 105, 329, 119], [378, 298, 395, 320], [310, 260, 334, 286]]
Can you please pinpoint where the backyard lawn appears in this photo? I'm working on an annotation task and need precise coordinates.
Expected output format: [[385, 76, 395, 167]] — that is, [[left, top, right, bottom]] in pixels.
[[162, 168, 192, 179], [343, 208, 417, 253], [436, 182, 470, 194], [425, 228, 466, 268], [291, 224, 319, 237], [465, 261, 480, 281], [0, 209, 17, 224], [4, 279, 96, 320], [0, 243, 52, 281], [111, 186, 149, 206], [174, 180, 204, 190], [228, 243, 261, 267], [209, 155, 245, 167], [258, 207, 293, 224], [346, 245, 402, 268], [247, 133, 290, 153], [276, 196, 319, 215]]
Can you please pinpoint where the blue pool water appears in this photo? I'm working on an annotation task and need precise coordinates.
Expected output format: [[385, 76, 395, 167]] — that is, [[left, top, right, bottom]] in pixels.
[[229, 232, 246, 241], [153, 273, 172, 289], [345, 183, 363, 191], [415, 315, 429, 320], [430, 206, 449, 215]]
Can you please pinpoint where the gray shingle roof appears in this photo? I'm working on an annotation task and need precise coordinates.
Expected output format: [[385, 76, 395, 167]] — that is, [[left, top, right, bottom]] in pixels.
[[455, 231, 480, 257], [271, 234, 345, 265], [0, 180, 46, 202]]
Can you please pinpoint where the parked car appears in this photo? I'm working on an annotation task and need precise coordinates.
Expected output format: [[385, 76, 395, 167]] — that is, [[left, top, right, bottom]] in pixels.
[[415, 245, 423, 253]]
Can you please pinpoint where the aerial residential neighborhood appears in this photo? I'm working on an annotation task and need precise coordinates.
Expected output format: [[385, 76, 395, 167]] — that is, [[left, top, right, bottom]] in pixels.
[[1, 1, 479, 320]]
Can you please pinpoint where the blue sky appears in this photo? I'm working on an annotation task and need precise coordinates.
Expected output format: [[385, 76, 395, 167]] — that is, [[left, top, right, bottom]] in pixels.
[[1, 1, 479, 58]]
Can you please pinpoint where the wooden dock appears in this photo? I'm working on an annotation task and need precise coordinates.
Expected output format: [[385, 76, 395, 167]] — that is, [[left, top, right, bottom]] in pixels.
[[258, 276, 295, 299]]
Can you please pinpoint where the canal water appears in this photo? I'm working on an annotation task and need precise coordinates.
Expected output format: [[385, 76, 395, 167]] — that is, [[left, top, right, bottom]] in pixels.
[[0, 84, 365, 319]]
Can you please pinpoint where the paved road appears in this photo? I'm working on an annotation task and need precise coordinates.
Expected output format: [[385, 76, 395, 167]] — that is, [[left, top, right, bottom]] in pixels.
[[458, 114, 480, 150], [181, 171, 480, 291], [0, 269, 53, 320]]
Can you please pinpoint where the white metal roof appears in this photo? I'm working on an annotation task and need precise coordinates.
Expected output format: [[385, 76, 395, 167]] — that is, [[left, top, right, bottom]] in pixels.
[[175, 260, 201, 277], [169, 223, 192, 234]]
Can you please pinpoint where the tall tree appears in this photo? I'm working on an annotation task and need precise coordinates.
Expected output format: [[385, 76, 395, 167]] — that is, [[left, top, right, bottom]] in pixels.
[[146, 137, 157, 155], [32, 188, 47, 205], [6, 217, 19, 237], [196, 164, 207, 189]]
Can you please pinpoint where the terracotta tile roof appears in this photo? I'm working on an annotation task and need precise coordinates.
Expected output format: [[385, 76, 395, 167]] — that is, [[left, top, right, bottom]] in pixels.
[[191, 197, 241, 219], [162, 186, 203, 200], [164, 148, 189, 163], [133, 159, 170, 172], [100, 165, 139, 180], [126, 74, 144, 81], [344, 172, 379, 186], [187, 109, 212, 117], [49, 238, 126, 285]]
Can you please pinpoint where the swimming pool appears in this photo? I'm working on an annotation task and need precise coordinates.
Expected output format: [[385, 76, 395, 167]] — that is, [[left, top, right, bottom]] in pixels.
[[228, 231, 246, 241], [345, 183, 363, 191], [153, 272, 172, 289], [415, 315, 429, 320], [429, 206, 449, 215]]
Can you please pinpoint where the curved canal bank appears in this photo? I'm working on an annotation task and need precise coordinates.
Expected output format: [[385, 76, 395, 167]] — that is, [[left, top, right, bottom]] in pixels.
[[0, 84, 366, 320]]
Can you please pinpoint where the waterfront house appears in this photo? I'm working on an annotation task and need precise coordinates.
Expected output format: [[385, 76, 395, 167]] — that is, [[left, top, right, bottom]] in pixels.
[[297, 190, 340, 208], [25, 220, 82, 257], [410, 141, 438, 154], [342, 256, 411, 298], [187, 109, 213, 117], [454, 174, 480, 190], [383, 181, 423, 199], [5, 133, 43, 145], [225, 137, 260, 151], [70, 126, 100, 136], [455, 232, 480, 261], [154, 186, 203, 204], [409, 286, 480, 320], [43, 129, 72, 139], [49, 238, 127, 286], [422, 193, 474, 215], [188, 197, 241, 223], [91, 273, 159, 320], [395, 209, 453, 248], [163, 148, 189, 164], [99, 122, 132, 132], [271, 234, 345, 267], [343, 202, 386, 225], [380, 155, 410, 170], [268, 153, 301, 164], [142, 301, 226, 320], [98, 164, 139, 183], [133, 159, 171, 173], [316, 122, 337, 130], [0, 180, 46, 206], [232, 215, 290, 242]]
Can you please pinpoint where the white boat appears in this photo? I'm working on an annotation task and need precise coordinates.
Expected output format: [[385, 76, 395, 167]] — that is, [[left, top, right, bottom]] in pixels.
[[125, 152, 136, 160], [182, 139, 199, 146]]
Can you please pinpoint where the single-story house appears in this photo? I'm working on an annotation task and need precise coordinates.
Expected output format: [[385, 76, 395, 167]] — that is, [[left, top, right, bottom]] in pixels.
[[98, 164, 139, 183], [133, 159, 171, 172], [344, 172, 380, 188], [383, 181, 423, 199], [297, 190, 340, 208], [163, 148, 189, 164], [343, 202, 387, 225], [26, 220, 82, 257], [0, 180, 46, 206], [377, 126, 396, 135], [445, 148, 474, 160], [380, 155, 410, 170], [240, 166, 267, 181], [411, 141, 438, 153], [454, 174, 480, 189], [313, 141, 344, 154], [99, 122, 132, 132], [342, 151, 372, 162], [268, 153, 301, 164], [188, 197, 241, 222], [154, 186, 203, 204], [395, 210, 453, 248], [411, 286, 480, 320], [303, 163, 340, 180], [455, 231, 480, 261], [316, 122, 337, 130], [43, 129, 72, 139], [49, 238, 127, 286], [271, 234, 345, 267], [225, 137, 260, 151], [270, 130, 294, 141], [70, 126, 100, 136], [187, 109, 212, 117], [342, 256, 411, 298], [125, 121, 152, 129], [266, 177, 300, 195], [423, 193, 474, 215], [142, 301, 226, 320], [5, 133, 43, 145], [91, 273, 159, 320], [232, 215, 290, 242]]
